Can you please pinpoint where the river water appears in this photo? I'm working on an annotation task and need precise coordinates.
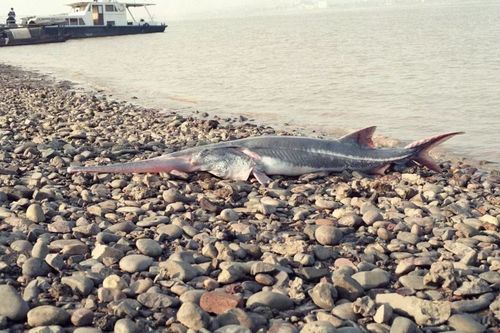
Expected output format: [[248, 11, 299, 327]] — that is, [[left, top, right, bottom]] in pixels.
[[1, 1, 499, 163]]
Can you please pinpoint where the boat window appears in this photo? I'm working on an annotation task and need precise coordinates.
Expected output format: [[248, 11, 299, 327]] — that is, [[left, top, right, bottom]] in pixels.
[[107, 21, 115, 26], [70, 18, 78, 25], [105, 5, 117, 12], [78, 18, 85, 26], [65, 18, 70, 25]]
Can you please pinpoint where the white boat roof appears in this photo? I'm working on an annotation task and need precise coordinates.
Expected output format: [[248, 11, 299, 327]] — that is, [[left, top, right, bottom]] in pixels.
[[68, 2, 156, 7]]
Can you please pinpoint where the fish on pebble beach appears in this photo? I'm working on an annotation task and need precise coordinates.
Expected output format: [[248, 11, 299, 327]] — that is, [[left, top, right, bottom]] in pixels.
[[68, 126, 463, 185]]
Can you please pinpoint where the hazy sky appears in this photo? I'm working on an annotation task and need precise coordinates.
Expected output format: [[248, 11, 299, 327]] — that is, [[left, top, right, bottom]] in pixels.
[[2, 0, 299, 21]]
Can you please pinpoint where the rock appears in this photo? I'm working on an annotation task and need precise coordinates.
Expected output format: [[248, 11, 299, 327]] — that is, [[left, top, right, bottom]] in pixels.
[[216, 308, 254, 330], [27, 306, 69, 327], [331, 302, 357, 321], [338, 213, 363, 228], [399, 275, 427, 290], [423, 261, 457, 289], [316, 312, 343, 328], [250, 262, 277, 275], [376, 293, 451, 325], [22, 258, 51, 277], [362, 210, 383, 225], [332, 273, 365, 301], [137, 292, 178, 309], [214, 325, 252, 333], [73, 328, 102, 333], [451, 292, 496, 313], [479, 271, 500, 284], [490, 296, 500, 320], [45, 254, 64, 271], [396, 232, 419, 245], [118, 254, 153, 273], [179, 289, 205, 304], [352, 296, 377, 317], [269, 321, 300, 333], [309, 282, 337, 310], [200, 291, 241, 314], [479, 214, 498, 226], [315, 198, 338, 210], [136, 238, 162, 257], [160, 260, 199, 281], [373, 304, 393, 324], [389, 316, 417, 333], [366, 323, 390, 333], [314, 225, 343, 245], [296, 267, 329, 281], [157, 224, 183, 239], [454, 277, 491, 296], [114, 318, 138, 333], [26, 204, 45, 222], [61, 275, 94, 296], [71, 308, 94, 327], [32, 239, 49, 259], [448, 314, 485, 333], [0, 285, 29, 321], [91, 244, 124, 262], [246, 291, 293, 310], [220, 208, 239, 222], [352, 269, 390, 290], [336, 328, 363, 333], [176, 302, 209, 330], [10, 239, 33, 253], [28, 326, 64, 333], [300, 321, 336, 333], [102, 274, 127, 290]]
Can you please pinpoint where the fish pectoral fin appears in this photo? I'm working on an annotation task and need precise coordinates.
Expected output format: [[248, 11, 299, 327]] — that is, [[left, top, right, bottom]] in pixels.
[[339, 126, 377, 148], [252, 168, 271, 186], [370, 164, 391, 176]]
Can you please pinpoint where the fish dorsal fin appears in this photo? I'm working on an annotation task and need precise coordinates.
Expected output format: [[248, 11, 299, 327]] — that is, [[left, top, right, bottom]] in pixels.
[[339, 126, 377, 148]]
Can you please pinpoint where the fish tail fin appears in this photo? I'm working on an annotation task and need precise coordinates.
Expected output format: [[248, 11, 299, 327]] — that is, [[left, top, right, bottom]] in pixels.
[[67, 156, 196, 174], [404, 132, 464, 172]]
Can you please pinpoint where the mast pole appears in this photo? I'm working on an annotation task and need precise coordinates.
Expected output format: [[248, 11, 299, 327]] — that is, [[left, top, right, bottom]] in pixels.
[[126, 6, 136, 23], [145, 6, 153, 21]]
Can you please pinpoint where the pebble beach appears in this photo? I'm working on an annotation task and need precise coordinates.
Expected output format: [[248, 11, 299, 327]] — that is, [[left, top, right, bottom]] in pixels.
[[0, 63, 498, 333]]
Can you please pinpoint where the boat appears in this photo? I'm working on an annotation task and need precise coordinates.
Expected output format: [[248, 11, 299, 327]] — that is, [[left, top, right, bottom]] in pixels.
[[21, 0, 167, 39], [0, 25, 69, 47]]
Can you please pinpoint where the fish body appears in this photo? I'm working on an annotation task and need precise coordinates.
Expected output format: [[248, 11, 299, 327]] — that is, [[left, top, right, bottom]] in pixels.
[[67, 126, 463, 185]]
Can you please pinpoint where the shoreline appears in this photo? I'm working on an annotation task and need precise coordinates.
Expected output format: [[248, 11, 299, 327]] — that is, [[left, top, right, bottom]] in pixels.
[[0, 63, 498, 332], [4, 63, 499, 171]]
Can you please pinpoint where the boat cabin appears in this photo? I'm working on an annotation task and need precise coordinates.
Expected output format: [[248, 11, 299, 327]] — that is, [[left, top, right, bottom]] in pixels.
[[23, 1, 157, 27]]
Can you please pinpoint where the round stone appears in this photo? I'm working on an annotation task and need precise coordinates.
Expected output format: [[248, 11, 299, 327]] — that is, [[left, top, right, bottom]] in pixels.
[[26, 203, 45, 223], [300, 321, 336, 333], [27, 305, 70, 327], [114, 318, 139, 333], [10, 240, 33, 253], [71, 308, 94, 327], [448, 314, 486, 333], [0, 285, 29, 321], [314, 225, 343, 245], [119, 254, 153, 273], [22, 258, 51, 277], [177, 302, 209, 330], [103, 274, 128, 290], [246, 291, 293, 310], [136, 238, 162, 257]]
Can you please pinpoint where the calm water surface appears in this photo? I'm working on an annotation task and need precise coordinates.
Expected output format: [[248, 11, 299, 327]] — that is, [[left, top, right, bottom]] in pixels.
[[1, 1, 499, 163]]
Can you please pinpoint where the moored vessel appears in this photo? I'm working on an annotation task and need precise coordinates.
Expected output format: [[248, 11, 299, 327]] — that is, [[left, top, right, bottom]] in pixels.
[[0, 25, 68, 47], [21, 0, 166, 39]]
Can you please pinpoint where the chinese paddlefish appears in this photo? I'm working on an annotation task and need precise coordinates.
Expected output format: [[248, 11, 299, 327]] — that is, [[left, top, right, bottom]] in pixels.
[[67, 126, 463, 185]]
